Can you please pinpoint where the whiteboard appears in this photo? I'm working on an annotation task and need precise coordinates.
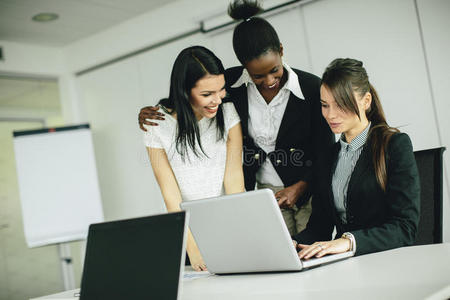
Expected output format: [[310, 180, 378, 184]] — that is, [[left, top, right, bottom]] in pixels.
[[13, 124, 104, 248]]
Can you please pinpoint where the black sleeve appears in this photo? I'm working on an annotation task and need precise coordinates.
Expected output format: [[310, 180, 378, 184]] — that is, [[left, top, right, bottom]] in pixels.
[[293, 149, 335, 244], [293, 195, 335, 244], [298, 71, 335, 183], [294, 72, 334, 206], [224, 67, 242, 93], [352, 133, 420, 255]]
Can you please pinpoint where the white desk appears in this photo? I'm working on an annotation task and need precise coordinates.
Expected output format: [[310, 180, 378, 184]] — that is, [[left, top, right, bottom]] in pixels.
[[32, 243, 450, 300]]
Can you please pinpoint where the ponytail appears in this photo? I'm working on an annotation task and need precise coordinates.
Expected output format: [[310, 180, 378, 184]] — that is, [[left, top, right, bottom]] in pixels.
[[367, 84, 399, 191]]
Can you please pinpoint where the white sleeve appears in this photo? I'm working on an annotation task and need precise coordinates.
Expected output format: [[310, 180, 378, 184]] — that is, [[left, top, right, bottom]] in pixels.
[[143, 124, 163, 149], [222, 102, 240, 132]]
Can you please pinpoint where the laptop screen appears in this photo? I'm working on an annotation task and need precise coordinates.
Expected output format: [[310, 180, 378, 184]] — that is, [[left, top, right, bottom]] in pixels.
[[80, 212, 187, 300]]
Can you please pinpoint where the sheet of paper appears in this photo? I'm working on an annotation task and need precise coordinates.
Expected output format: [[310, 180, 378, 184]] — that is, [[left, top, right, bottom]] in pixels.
[[183, 270, 212, 281]]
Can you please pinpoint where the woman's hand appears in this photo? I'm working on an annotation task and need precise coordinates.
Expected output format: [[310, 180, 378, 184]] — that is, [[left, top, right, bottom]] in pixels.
[[138, 106, 165, 130], [297, 238, 351, 260], [275, 181, 307, 208], [188, 249, 207, 271]]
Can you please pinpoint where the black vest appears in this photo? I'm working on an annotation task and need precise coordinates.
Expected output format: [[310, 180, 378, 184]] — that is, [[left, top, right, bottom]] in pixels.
[[224, 66, 334, 206]]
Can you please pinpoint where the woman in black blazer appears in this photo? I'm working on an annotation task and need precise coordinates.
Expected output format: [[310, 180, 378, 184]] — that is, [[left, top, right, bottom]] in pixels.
[[294, 58, 420, 258]]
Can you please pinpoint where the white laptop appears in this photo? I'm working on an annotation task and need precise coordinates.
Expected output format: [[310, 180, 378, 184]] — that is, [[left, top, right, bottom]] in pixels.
[[180, 189, 353, 274]]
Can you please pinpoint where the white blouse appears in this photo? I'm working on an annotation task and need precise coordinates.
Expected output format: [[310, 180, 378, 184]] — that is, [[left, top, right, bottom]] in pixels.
[[231, 63, 305, 187], [143, 102, 240, 201]]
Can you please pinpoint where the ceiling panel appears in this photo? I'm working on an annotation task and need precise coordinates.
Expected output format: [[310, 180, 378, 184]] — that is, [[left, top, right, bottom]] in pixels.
[[0, 0, 178, 46]]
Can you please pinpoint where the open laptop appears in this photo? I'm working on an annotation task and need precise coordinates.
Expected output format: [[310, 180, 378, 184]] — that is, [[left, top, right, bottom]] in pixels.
[[79, 211, 188, 300], [180, 189, 352, 274]]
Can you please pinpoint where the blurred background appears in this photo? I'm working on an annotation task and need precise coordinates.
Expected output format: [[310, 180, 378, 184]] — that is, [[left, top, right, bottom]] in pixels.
[[0, 0, 449, 299]]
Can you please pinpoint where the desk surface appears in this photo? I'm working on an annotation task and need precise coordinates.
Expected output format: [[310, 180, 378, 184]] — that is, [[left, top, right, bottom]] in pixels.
[[32, 243, 450, 300]]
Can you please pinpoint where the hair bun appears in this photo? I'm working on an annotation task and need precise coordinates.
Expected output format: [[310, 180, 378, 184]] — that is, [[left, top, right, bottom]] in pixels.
[[228, 0, 263, 21]]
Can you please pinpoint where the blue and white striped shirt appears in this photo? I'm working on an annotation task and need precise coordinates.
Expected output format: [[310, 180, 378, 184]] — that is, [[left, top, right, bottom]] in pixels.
[[332, 123, 371, 223]]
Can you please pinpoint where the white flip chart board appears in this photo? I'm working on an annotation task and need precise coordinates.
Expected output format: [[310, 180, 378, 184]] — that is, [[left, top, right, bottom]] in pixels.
[[13, 124, 104, 248]]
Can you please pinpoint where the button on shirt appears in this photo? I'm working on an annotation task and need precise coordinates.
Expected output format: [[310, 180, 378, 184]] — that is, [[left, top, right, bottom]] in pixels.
[[231, 63, 305, 186], [332, 123, 371, 223]]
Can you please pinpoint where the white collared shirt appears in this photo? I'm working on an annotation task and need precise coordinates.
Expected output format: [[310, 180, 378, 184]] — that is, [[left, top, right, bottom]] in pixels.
[[231, 63, 305, 187]]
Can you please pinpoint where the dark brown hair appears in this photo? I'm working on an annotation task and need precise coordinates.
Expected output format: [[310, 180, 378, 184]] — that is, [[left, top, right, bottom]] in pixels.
[[160, 46, 225, 159], [228, 0, 281, 64], [321, 58, 399, 191]]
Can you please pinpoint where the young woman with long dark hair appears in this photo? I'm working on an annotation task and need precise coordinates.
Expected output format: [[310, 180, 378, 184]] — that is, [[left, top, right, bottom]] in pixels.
[[144, 46, 245, 271], [294, 58, 420, 258], [139, 0, 334, 236]]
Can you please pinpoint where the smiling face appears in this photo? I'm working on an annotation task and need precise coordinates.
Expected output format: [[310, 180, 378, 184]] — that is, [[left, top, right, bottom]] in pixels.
[[244, 48, 285, 93], [320, 84, 371, 141], [189, 74, 226, 120]]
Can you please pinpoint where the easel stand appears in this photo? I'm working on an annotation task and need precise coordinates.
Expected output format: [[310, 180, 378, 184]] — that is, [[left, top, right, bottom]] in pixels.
[[58, 243, 75, 290]]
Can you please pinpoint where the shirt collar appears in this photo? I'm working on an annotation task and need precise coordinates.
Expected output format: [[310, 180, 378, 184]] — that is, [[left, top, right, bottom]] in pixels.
[[339, 122, 371, 152], [230, 62, 304, 100]]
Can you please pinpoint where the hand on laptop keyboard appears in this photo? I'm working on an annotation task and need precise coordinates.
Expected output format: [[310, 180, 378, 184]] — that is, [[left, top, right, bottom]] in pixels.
[[297, 238, 351, 260]]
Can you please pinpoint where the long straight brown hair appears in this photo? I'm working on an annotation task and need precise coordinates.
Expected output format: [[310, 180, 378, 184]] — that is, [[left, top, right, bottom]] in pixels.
[[321, 58, 399, 191]]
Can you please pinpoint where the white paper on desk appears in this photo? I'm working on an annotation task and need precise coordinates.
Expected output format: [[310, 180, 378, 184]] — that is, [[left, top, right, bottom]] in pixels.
[[183, 271, 212, 281]]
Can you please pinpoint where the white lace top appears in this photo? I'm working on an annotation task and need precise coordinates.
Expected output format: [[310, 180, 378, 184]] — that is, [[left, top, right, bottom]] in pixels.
[[144, 102, 240, 201]]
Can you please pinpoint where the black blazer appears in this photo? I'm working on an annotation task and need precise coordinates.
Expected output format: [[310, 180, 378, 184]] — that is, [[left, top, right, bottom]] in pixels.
[[224, 66, 334, 205], [293, 133, 420, 255]]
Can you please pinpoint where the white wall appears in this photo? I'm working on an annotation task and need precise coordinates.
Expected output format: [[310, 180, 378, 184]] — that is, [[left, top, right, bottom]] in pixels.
[[77, 57, 164, 220], [416, 0, 450, 241], [302, 0, 440, 150]]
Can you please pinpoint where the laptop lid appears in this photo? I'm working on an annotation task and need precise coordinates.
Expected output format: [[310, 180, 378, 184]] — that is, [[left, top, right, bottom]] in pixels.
[[181, 189, 353, 274], [180, 189, 302, 274], [79, 211, 188, 300]]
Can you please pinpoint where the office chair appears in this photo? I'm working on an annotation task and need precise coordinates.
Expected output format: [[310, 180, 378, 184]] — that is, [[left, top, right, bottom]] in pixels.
[[413, 147, 446, 245]]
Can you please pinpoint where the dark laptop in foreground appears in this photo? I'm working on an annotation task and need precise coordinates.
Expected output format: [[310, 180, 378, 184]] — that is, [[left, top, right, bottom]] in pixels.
[[79, 211, 188, 300], [180, 189, 352, 274]]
